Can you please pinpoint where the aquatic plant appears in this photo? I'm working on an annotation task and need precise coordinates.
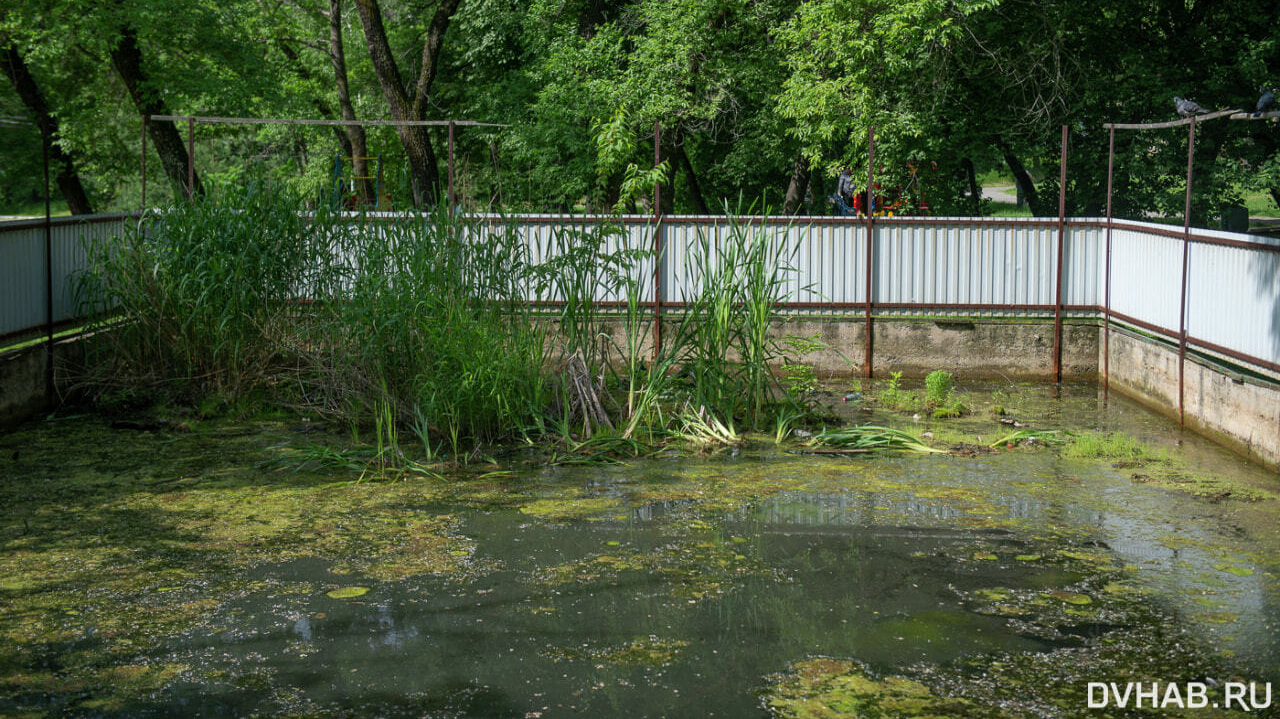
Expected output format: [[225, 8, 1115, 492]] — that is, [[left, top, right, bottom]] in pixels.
[[546, 424, 653, 465], [877, 371, 912, 411], [780, 334, 825, 399], [988, 428, 1066, 449], [773, 405, 807, 444], [672, 212, 803, 429], [1065, 431, 1278, 501], [924, 369, 953, 407], [606, 246, 658, 428], [529, 219, 638, 369], [77, 177, 317, 398], [1064, 431, 1149, 460], [765, 658, 976, 718], [79, 189, 562, 453], [312, 207, 555, 448], [673, 403, 742, 447], [924, 369, 970, 418], [807, 425, 946, 454], [76, 181, 823, 462]]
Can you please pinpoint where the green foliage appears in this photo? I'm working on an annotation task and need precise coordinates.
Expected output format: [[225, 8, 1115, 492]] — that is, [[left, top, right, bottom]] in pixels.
[[320, 208, 553, 448], [877, 371, 912, 411], [5, 0, 1280, 221], [77, 187, 558, 451], [75, 183, 820, 459], [924, 370, 953, 408], [591, 108, 671, 212], [923, 369, 969, 418], [78, 177, 314, 397], [780, 333, 825, 399], [670, 213, 801, 428], [1064, 432, 1150, 461], [989, 429, 1066, 449], [780, 364, 818, 398], [775, 0, 999, 212], [807, 425, 946, 454]]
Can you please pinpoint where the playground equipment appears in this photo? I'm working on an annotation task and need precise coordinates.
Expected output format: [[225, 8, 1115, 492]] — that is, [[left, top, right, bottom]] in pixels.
[[830, 161, 937, 217], [331, 154, 391, 210]]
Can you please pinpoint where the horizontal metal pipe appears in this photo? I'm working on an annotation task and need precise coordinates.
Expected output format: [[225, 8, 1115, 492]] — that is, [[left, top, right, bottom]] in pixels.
[[0, 211, 144, 233], [0, 317, 88, 346], [1185, 335, 1280, 375], [1105, 109, 1238, 130], [147, 114, 508, 128], [1103, 219, 1280, 252]]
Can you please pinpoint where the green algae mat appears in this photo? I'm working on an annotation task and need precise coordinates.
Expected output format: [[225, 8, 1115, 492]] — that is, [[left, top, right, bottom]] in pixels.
[[1, 383, 1278, 717]]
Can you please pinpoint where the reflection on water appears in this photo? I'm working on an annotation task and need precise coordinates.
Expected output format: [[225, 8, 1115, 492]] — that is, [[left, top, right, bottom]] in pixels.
[[162, 448, 1278, 717]]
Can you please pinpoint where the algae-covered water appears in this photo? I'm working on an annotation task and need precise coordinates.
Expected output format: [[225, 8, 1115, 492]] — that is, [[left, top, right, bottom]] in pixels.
[[1, 382, 1278, 717]]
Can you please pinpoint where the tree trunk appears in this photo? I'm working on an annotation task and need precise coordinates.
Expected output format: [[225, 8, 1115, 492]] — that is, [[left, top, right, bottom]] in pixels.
[[674, 142, 708, 214], [328, 0, 373, 200], [782, 152, 810, 216], [656, 134, 673, 215], [354, 0, 460, 208], [1, 39, 93, 214], [998, 140, 1041, 215], [961, 157, 980, 215], [110, 26, 202, 198]]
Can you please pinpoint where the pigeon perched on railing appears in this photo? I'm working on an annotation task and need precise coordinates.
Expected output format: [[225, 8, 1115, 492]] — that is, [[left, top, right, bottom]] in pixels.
[[1256, 87, 1275, 116], [1174, 96, 1211, 118]]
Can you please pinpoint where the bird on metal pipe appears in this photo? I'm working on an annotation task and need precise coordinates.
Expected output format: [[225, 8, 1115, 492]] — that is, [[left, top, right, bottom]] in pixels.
[[1174, 96, 1211, 118]]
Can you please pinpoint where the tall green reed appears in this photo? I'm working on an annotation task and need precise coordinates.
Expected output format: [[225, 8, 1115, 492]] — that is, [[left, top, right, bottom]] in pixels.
[[78, 179, 808, 456], [530, 220, 645, 370], [77, 177, 315, 398], [666, 212, 801, 430], [312, 207, 552, 450]]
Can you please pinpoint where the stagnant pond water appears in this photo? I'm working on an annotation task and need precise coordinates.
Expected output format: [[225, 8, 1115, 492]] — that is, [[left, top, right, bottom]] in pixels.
[[1, 382, 1278, 717]]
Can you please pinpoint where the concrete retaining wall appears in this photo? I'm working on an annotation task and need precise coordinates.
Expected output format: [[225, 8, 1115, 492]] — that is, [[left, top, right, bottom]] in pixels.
[[778, 318, 1099, 379], [592, 317, 1098, 380], [0, 338, 84, 430], [0, 345, 51, 429], [1104, 327, 1280, 470]]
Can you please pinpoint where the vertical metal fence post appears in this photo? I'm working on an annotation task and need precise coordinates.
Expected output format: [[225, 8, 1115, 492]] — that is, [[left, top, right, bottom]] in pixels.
[[447, 120, 456, 215], [863, 126, 875, 378], [652, 121, 663, 356], [43, 120, 54, 403], [1104, 125, 1115, 400], [141, 115, 147, 208], [1053, 125, 1068, 382], [1179, 119, 1196, 425], [187, 116, 195, 201]]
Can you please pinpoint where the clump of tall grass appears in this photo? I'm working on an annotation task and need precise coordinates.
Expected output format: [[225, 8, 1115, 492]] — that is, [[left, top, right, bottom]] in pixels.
[[924, 369, 968, 418], [306, 207, 554, 447], [531, 220, 640, 369], [77, 177, 317, 399], [1064, 431, 1152, 461], [673, 403, 742, 447], [77, 183, 565, 452], [989, 428, 1066, 449], [76, 181, 818, 464], [876, 371, 912, 410], [666, 213, 803, 430]]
